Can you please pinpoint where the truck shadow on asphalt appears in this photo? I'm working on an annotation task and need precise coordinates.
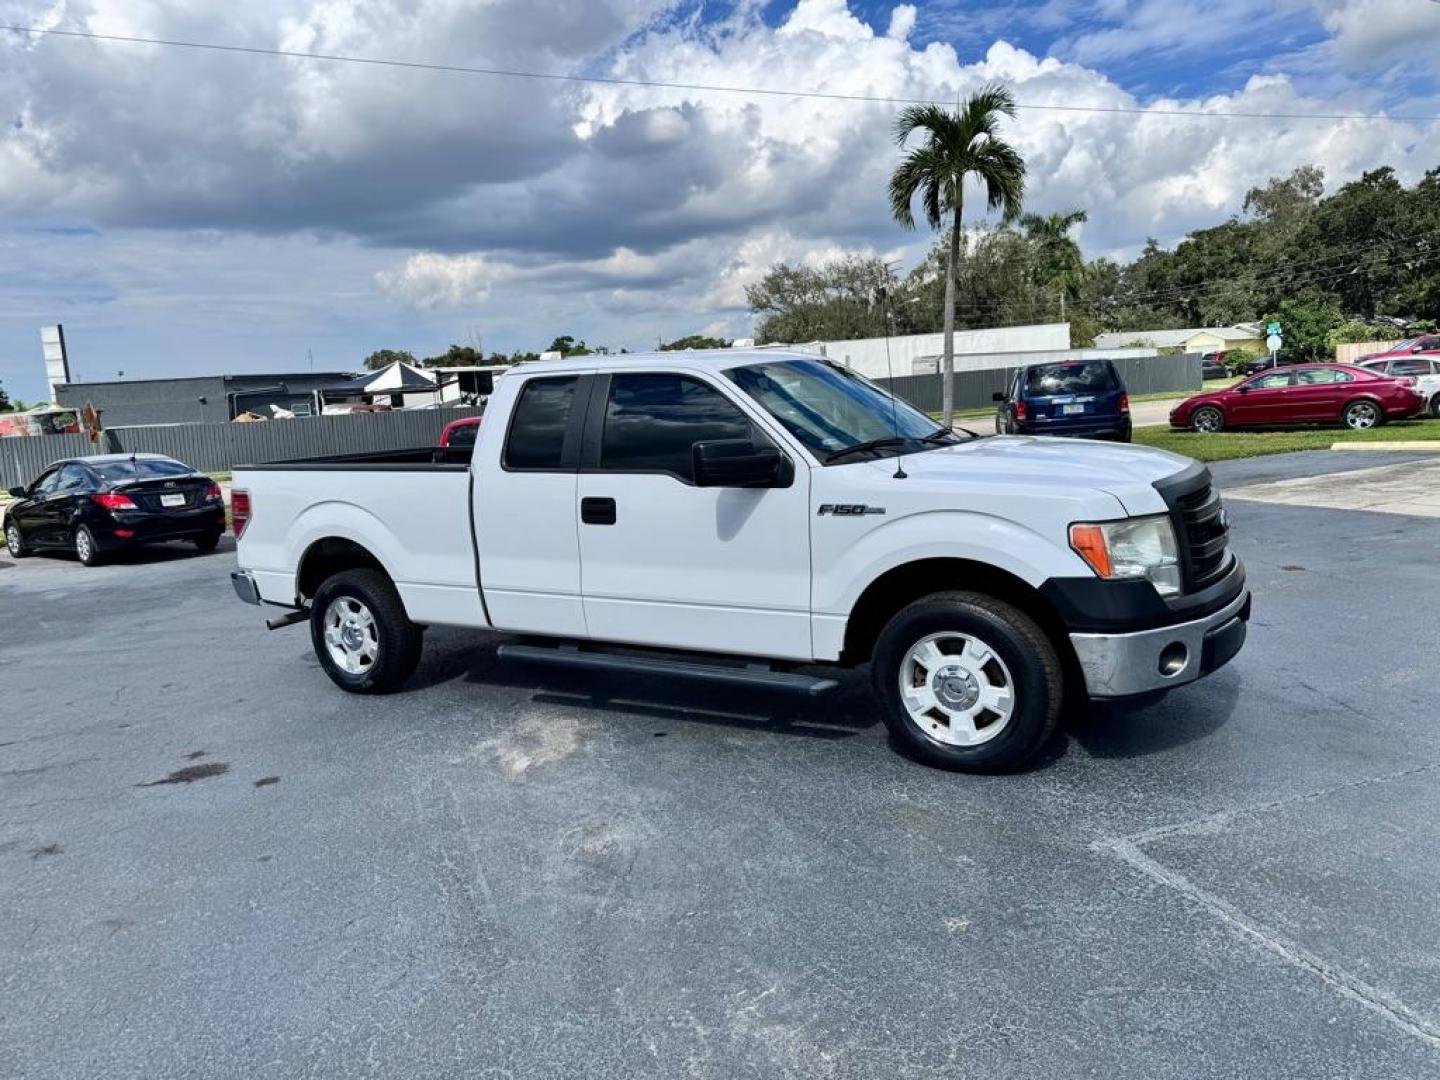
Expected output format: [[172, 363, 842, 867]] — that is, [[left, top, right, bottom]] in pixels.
[[394, 628, 1242, 765]]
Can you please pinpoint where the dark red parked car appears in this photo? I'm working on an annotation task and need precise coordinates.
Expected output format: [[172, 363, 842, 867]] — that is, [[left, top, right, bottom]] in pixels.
[[1169, 363, 1425, 433], [439, 415, 481, 448]]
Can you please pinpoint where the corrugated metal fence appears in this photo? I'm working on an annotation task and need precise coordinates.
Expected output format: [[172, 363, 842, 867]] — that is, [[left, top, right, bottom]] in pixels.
[[1, 408, 484, 488], [875, 352, 1201, 413]]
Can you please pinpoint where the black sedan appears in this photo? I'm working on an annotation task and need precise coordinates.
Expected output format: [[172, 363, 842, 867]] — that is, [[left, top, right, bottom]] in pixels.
[[4, 453, 226, 565]]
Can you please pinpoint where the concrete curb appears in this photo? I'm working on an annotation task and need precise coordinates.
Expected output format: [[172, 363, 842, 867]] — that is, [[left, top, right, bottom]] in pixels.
[[1329, 441, 1440, 452]]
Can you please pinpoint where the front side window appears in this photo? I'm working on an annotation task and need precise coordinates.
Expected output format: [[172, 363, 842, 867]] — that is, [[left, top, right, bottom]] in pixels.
[[31, 468, 62, 496], [1249, 373, 1294, 390], [448, 422, 479, 448], [726, 358, 944, 461], [599, 374, 752, 482], [504, 377, 577, 470], [1024, 362, 1119, 396]]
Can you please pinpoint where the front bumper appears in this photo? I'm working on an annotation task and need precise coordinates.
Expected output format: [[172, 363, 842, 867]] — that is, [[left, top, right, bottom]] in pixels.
[[1070, 588, 1251, 698]]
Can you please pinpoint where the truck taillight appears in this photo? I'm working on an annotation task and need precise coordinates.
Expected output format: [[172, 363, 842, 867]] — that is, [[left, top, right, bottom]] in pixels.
[[1015, 401, 1028, 422], [1118, 392, 1130, 413], [232, 490, 251, 538], [92, 492, 137, 511]]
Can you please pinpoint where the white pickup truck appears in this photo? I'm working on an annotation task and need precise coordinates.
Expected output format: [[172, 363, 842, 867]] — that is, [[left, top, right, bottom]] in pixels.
[[231, 351, 1249, 772]]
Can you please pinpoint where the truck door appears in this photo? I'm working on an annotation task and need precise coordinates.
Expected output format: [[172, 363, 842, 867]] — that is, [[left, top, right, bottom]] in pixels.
[[473, 372, 592, 637], [575, 371, 813, 660]]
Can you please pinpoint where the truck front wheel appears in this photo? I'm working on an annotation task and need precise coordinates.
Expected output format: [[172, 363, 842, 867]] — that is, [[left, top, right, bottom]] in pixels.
[[310, 569, 423, 694], [871, 591, 1063, 773]]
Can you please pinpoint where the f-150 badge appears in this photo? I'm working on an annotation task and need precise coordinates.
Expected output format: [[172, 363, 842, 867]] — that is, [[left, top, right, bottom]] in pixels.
[[817, 504, 886, 516]]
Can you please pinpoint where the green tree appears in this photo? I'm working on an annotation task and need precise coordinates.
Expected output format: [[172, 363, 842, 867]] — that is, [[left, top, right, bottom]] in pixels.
[[0, 379, 12, 412], [1265, 296, 1343, 361], [889, 84, 1027, 424], [659, 334, 732, 351], [1020, 209, 1088, 313], [363, 348, 418, 371], [746, 255, 904, 343], [422, 344, 484, 368], [547, 336, 593, 357]]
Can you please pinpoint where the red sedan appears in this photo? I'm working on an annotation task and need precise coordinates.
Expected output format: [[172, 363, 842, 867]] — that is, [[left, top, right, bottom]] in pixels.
[[1169, 363, 1425, 433]]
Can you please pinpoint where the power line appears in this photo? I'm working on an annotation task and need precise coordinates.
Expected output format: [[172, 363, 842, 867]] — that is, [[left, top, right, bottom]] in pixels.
[[5, 23, 1438, 125]]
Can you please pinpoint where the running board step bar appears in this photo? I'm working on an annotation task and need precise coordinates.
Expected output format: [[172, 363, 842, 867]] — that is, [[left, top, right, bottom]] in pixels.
[[496, 643, 839, 696]]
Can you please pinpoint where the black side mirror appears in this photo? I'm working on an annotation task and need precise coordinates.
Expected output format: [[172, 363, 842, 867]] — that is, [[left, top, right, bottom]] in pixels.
[[693, 439, 782, 488], [1236, 384, 1250, 393], [992, 391, 1006, 402], [7, 486, 26, 499]]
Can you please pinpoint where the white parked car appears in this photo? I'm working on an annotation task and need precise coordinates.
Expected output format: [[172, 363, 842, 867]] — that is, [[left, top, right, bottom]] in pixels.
[[1357, 356, 1440, 417], [229, 351, 1249, 773]]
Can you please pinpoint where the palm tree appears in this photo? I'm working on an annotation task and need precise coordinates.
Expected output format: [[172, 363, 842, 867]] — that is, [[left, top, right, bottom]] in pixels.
[[889, 84, 1027, 426], [1021, 209, 1088, 317]]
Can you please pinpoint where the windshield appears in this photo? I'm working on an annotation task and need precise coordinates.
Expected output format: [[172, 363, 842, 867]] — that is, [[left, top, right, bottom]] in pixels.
[[91, 458, 194, 481], [726, 358, 948, 461], [1024, 362, 1118, 396]]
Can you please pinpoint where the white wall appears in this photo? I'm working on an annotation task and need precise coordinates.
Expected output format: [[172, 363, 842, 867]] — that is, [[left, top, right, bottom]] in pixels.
[[905, 346, 1157, 376], [786, 324, 1071, 379]]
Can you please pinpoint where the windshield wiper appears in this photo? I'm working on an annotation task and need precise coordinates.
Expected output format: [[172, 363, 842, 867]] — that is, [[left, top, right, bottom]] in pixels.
[[922, 426, 961, 445], [824, 436, 909, 463]]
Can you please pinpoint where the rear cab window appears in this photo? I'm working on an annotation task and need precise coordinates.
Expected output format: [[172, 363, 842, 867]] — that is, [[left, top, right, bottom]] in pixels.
[[504, 376, 579, 470], [1024, 362, 1119, 396]]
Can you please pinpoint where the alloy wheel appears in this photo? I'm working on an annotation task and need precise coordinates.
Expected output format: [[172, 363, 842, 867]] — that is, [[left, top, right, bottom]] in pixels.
[[1345, 402, 1379, 430], [898, 631, 1015, 747], [322, 596, 380, 675]]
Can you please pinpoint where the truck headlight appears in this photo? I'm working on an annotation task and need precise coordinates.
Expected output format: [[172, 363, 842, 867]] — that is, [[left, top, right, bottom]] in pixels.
[[1069, 515, 1182, 596]]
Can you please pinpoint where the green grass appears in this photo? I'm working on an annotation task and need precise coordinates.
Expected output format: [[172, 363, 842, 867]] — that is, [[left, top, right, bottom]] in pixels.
[[1133, 421, 1440, 461]]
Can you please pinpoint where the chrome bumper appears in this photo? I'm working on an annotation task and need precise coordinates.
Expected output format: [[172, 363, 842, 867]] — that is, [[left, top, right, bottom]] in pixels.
[[1070, 589, 1251, 699], [231, 570, 261, 606]]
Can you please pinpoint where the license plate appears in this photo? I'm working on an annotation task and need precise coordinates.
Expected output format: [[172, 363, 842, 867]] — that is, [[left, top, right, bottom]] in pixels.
[[160, 493, 186, 507], [1062, 403, 1086, 415]]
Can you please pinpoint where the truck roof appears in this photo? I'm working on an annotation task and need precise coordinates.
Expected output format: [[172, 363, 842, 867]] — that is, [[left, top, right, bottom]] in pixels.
[[510, 348, 817, 377]]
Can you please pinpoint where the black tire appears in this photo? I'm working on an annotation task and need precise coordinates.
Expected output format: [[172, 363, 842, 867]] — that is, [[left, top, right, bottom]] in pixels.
[[75, 525, 103, 566], [310, 568, 423, 694], [871, 591, 1064, 773], [1190, 406, 1224, 433], [5, 519, 30, 558], [192, 531, 222, 552], [1342, 398, 1383, 431], [1429, 394, 1440, 420]]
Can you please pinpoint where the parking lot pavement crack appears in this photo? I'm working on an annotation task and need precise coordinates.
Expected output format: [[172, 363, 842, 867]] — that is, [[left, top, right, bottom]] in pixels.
[[1108, 761, 1440, 848], [1094, 836, 1440, 1052]]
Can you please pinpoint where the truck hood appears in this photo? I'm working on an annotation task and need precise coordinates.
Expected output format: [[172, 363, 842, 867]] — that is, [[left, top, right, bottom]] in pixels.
[[861, 435, 1193, 516]]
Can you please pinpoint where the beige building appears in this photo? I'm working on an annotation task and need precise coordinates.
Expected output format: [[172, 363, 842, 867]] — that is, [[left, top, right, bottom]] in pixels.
[[1095, 325, 1265, 354]]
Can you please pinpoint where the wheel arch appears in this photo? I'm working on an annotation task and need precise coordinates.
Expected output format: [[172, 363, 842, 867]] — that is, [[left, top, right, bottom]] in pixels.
[[296, 536, 392, 602], [839, 557, 1079, 679]]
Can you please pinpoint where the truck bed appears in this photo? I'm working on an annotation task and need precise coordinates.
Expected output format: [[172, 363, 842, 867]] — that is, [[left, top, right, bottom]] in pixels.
[[232, 448, 484, 627]]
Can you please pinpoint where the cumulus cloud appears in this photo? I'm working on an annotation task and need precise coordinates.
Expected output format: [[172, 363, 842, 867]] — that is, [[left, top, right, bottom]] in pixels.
[[376, 253, 508, 308]]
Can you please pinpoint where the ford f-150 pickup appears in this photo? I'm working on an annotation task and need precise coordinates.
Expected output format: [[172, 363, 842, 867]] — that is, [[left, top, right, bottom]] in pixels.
[[230, 350, 1250, 772]]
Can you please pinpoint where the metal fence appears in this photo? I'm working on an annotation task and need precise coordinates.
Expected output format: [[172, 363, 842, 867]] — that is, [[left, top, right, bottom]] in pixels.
[[1, 407, 485, 488], [874, 352, 1201, 413]]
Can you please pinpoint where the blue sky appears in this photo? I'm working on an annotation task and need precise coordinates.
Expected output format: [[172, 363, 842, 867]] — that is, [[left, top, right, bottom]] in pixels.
[[1, 0, 1436, 402]]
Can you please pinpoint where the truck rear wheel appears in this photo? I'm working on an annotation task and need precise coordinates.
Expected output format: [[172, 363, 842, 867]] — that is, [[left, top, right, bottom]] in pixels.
[[871, 591, 1063, 773], [310, 569, 423, 694]]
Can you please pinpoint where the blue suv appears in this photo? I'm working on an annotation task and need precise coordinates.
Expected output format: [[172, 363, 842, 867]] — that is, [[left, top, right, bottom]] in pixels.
[[993, 359, 1131, 442]]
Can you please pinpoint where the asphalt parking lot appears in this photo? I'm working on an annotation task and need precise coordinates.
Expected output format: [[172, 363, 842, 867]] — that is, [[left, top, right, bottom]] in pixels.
[[3, 450, 1439, 1080]]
